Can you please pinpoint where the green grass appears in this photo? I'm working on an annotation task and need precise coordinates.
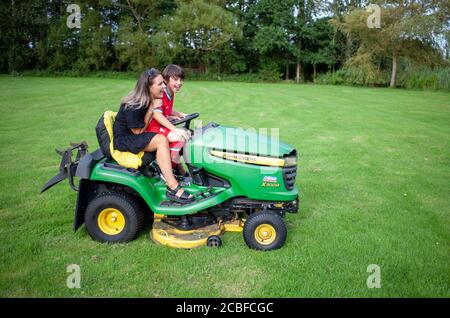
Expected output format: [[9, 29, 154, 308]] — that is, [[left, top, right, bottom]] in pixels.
[[0, 75, 449, 297]]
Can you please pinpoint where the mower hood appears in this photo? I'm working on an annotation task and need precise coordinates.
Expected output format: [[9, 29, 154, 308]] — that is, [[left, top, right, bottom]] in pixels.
[[186, 123, 296, 163]]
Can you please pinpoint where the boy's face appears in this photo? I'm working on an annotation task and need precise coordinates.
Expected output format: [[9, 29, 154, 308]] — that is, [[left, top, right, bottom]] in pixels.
[[166, 76, 183, 94]]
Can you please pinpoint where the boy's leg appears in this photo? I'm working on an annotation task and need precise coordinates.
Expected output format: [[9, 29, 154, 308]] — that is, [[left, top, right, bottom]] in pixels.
[[167, 131, 187, 173], [167, 131, 183, 143]]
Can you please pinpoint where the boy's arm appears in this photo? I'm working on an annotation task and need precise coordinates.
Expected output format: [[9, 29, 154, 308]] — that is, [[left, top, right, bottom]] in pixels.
[[171, 110, 187, 118], [153, 111, 191, 141]]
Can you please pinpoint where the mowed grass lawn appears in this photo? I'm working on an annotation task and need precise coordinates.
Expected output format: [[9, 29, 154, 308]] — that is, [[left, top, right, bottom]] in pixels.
[[0, 75, 449, 297]]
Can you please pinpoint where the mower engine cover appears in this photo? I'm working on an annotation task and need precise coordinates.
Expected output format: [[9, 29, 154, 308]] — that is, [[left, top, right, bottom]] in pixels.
[[183, 123, 298, 201]]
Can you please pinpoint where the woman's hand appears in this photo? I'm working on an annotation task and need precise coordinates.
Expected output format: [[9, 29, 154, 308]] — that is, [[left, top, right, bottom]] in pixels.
[[144, 107, 153, 127], [152, 98, 163, 109]]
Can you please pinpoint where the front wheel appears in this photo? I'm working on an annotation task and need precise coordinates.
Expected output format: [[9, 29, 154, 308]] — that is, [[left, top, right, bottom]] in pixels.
[[84, 192, 144, 243], [243, 212, 287, 251]]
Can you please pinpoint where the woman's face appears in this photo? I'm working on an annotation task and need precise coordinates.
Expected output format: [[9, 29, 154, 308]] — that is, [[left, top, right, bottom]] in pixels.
[[149, 74, 165, 99]]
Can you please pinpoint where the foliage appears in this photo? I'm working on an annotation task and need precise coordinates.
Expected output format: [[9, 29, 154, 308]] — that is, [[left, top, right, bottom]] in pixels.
[[333, 0, 449, 87], [316, 65, 450, 91], [153, 0, 242, 72], [1, 0, 449, 88]]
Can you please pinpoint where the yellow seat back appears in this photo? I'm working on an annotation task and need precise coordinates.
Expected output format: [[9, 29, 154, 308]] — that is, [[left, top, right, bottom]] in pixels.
[[102, 111, 144, 169]]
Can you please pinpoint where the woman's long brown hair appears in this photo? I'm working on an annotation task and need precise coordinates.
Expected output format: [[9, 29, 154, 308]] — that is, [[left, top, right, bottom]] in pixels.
[[122, 68, 161, 109]]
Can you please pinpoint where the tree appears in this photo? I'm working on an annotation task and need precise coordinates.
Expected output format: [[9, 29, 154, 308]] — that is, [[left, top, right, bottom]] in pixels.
[[153, 0, 242, 72], [302, 18, 337, 80], [249, 0, 295, 80], [326, 0, 366, 71], [116, 0, 176, 71], [291, 0, 325, 82], [336, 0, 448, 87], [223, 0, 258, 73], [117, 15, 155, 71], [0, 0, 50, 72]]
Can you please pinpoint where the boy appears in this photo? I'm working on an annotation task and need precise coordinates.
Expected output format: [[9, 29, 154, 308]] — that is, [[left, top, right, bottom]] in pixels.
[[146, 64, 190, 176]]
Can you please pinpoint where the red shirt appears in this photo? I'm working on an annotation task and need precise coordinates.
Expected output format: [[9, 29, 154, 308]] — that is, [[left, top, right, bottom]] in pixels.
[[147, 87, 174, 133]]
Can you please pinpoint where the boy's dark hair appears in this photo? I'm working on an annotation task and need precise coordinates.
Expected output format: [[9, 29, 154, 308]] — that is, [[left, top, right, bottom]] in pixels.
[[162, 64, 185, 82]]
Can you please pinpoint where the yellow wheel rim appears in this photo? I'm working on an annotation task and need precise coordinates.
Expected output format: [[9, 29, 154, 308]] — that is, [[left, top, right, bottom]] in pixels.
[[97, 208, 125, 235], [254, 224, 276, 245]]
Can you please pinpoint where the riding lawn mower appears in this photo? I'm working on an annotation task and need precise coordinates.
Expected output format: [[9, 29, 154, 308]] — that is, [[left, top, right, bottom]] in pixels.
[[41, 112, 298, 250]]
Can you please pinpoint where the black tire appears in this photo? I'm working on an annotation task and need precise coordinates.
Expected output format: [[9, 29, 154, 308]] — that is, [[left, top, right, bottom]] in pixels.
[[84, 192, 144, 243], [243, 211, 287, 251], [207, 235, 222, 248]]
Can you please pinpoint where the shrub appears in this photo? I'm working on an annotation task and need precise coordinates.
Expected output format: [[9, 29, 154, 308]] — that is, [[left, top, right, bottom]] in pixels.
[[316, 66, 450, 91]]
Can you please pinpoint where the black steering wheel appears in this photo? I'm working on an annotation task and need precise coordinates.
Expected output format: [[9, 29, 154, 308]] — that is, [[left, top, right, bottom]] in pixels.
[[170, 113, 200, 129]]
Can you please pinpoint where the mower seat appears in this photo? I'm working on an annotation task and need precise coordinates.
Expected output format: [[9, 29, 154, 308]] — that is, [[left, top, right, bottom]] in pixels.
[[95, 111, 156, 170]]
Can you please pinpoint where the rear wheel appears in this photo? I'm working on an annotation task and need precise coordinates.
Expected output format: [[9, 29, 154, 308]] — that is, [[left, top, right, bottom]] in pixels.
[[84, 192, 144, 243], [243, 211, 287, 251]]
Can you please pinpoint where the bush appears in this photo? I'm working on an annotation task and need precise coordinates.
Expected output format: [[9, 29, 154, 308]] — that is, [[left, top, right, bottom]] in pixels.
[[184, 71, 283, 83], [21, 70, 139, 80], [19, 65, 449, 91], [257, 64, 283, 82], [316, 66, 450, 91], [70, 59, 90, 76], [315, 70, 345, 85], [400, 67, 450, 91]]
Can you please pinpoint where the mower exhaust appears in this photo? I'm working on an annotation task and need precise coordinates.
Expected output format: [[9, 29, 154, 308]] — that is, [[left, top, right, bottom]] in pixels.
[[41, 141, 88, 193]]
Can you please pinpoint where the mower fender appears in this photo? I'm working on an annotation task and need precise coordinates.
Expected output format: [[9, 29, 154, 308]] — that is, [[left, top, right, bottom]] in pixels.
[[73, 178, 94, 231], [75, 149, 104, 179], [72, 149, 105, 231]]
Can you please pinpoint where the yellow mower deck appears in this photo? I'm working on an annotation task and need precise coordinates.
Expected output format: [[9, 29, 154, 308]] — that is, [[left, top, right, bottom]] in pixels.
[[150, 214, 244, 249]]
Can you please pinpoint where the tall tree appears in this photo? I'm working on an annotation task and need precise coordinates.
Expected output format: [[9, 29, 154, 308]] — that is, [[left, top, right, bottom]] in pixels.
[[302, 17, 337, 81], [250, 0, 295, 80], [326, 0, 366, 69], [153, 0, 242, 72], [336, 0, 448, 87], [291, 0, 326, 82], [220, 0, 257, 74], [0, 0, 49, 72], [117, 0, 176, 71]]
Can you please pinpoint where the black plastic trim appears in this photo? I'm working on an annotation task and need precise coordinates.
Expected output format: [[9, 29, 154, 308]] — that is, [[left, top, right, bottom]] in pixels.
[[100, 162, 141, 177], [282, 166, 297, 190], [186, 164, 230, 188], [75, 149, 105, 179], [73, 179, 91, 231]]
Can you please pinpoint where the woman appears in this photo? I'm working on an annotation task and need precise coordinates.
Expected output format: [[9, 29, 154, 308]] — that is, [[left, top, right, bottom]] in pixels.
[[113, 68, 193, 203]]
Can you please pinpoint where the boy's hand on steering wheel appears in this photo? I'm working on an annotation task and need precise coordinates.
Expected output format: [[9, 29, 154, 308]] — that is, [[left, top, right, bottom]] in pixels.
[[168, 115, 182, 120]]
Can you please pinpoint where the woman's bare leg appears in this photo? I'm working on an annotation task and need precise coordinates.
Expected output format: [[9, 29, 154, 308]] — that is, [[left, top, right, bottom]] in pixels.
[[144, 134, 176, 187], [143, 134, 191, 198]]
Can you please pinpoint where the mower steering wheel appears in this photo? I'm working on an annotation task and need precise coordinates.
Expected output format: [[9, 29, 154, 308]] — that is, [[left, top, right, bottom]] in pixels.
[[170, 113, 200, 130]]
